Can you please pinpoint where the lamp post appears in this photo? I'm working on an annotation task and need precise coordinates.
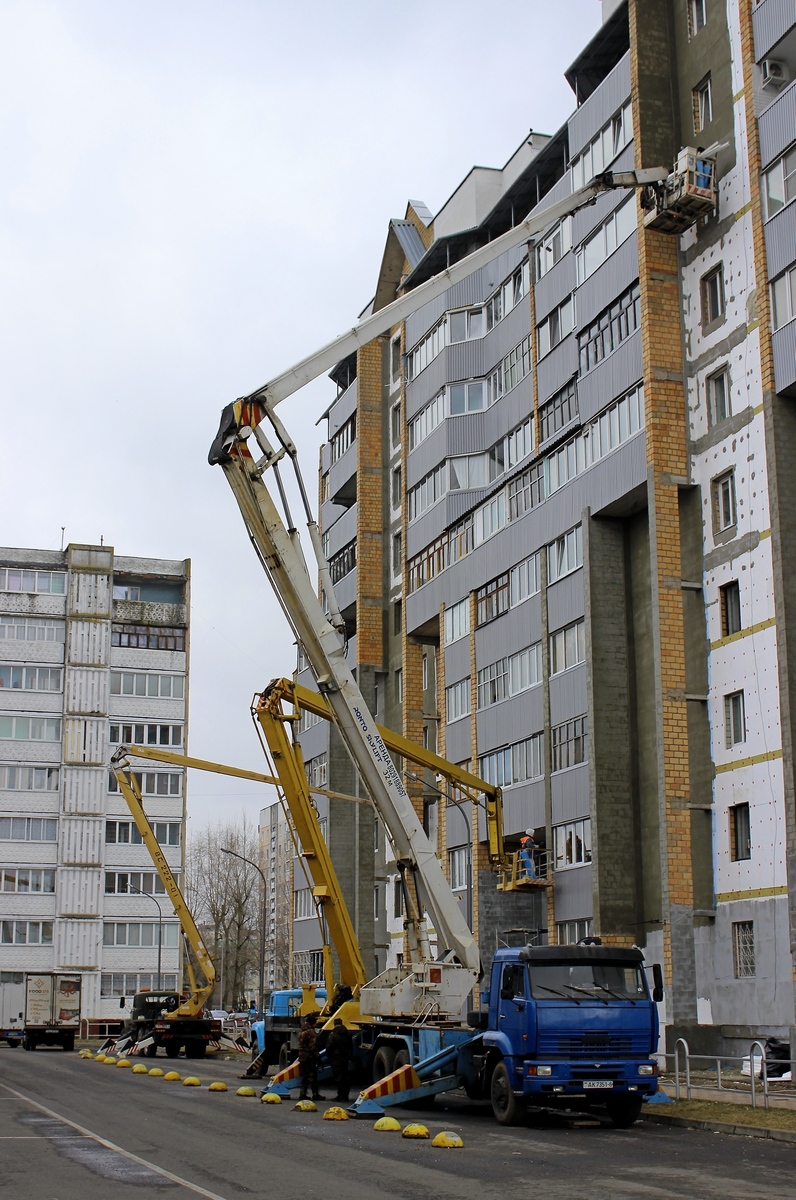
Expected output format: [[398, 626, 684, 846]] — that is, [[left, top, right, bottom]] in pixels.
[[220, 847, 267, 1020], [127, 884, 163, 989]]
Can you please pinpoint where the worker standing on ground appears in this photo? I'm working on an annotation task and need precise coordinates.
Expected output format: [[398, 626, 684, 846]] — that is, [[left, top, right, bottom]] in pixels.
[[326, 1018, 354, 1102], [297, 1013, 324, 1100]]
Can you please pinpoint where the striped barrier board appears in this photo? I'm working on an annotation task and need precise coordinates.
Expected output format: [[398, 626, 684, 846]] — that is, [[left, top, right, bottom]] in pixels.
[[358, 1063, 422, 1101]]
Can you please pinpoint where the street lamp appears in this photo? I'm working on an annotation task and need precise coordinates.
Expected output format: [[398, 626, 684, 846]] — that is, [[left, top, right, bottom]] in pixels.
[[126, 884, 163, 989], [220, 847, 267, 1020]]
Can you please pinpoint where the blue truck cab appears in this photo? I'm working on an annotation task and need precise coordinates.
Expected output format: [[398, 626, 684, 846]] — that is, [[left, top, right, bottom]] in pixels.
[[250, 987, 327, 1070], [482, 943, 661, 1125]]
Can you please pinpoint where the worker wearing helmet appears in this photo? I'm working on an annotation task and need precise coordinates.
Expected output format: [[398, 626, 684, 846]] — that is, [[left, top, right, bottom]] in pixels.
[[520, 829, 537, 879]]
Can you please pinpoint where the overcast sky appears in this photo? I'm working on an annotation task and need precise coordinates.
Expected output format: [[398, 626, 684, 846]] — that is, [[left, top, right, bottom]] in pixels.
[[0, 0, 603, 834]]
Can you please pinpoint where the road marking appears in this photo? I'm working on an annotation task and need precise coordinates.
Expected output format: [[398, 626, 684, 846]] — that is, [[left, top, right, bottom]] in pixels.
[[0, 1081, 230, 1199]]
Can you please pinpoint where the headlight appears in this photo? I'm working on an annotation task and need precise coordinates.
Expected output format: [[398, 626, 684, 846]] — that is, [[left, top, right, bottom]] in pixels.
[[527, 1064, 552, 1076], [638, 1063, 655, 1076]]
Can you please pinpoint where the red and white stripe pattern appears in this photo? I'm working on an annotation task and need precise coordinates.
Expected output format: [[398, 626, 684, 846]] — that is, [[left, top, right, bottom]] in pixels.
[[269, 1058, 302, 1086], [358, 1063, 421, 1101]]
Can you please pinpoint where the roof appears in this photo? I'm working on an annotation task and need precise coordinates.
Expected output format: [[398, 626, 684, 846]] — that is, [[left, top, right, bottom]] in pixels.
[[564, 1, 630, 104], [389, 220, 427, 271], [518, 945, 644, 965]]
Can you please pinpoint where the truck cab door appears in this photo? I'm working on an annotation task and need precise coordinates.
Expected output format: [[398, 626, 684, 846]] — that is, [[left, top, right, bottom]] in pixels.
[[496, 963, 528, 1054]]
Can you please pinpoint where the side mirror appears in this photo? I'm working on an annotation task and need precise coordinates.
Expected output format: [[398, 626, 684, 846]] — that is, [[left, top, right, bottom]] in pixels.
[[651, 963, 664, 1003], [119, 996, 126, 1009]]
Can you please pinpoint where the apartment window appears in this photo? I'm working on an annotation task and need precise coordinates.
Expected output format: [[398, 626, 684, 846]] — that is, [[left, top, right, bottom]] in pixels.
[[725, 690, 746, 747], [0, 665, 61, 692], [320, 473, 330, 504], [108, 771, 182, 796], [732, 920, 755, 978], [391, 467, 402, 510], [0, 716, 61, 742], [449, 307, 484, 342], [448, 380, 485, 415], [548, 524, 583, 584], [720, 581, 742, 637], [328, 540, 356, 584], [537, 298, 574, 359], [406, 317, 446, 380], [106, 820, 180, 845], [395, 668, 403, 705], [449, 847, 469, 892], [305, 753, 328, 788], [576, 196, 636, 284], [730, 802, 751, 861], [1, 868, 55, 893], [508, 643, 542, 695], [391, 337, 402, 383], [103, 922, 179, 948], [393, 600, 402, 636], [294, 888, 314, 921], [111, 624, 185, 651], [706, 367, 730, 426], [578, 282, 640, 374], [0, 817, 57, 842], [0, 765, 58, 791], [373, 885, 380, 920], [535, 217, 572, 279], [474, 493, 505, 545], [771, 266, 796, 330], [476, 574, 510, 626], [1, 920, 53, 945], [476, 659, 508, 709], [0, 568, 65, 595], [0, 616, 64, 643], [504, 335, 533, 391], [105, 871, 168, 895], [486, 261, 529, 325], [689, 0, 706, 35], [510, 553, 541, 605], [553, 818, 592, 869], [330, 414, 356, 464], [449, 453, 489, 491], [507, 462, 545, 519], [444, 597, 470, 645], [763, 146, 796, 219], [390, 402, 401, 449], [712, 470, 737, 533], [551, 716, 588, 771], [109, 724, 182, 748], [445, 678, 470, 723], [422, 655, 429, 691], [101, 972, 178, 997], [392, 532, 402, 577], [505, 419, 533, 470], [110, 672, 184, 699], [558, 918, 593, 945], [546, 384, 645, 495], [701, 265, 724, 325], [694, 74, 713, 133], [298, 707, 323, 734], [571, 101, 633, 190], [408, 462, 446, 520], [540, 379, 578, 444], [408, 391, 444, 449], [113, 584, 140, 600], [550, 620, 585, 675]]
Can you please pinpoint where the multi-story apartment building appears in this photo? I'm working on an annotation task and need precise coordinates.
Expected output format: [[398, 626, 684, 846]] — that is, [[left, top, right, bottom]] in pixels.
[[259, 800, 291, 992], [0, 543, 189, 1033]]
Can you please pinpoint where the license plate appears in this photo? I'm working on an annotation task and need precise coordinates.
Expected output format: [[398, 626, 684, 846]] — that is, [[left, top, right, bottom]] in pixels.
[[583, 1080, 613, 1089]]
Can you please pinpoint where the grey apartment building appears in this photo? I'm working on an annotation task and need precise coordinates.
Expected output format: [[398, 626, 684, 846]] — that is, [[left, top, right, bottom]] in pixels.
[[0, 543, 189, 1031]]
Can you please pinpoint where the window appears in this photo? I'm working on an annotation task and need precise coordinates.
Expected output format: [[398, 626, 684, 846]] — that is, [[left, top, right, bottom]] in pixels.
[[449, 453, 489, 491], [553, 818, 592, 869], [101, 972, 178, 997], [504, 335, 533, 391], [0, 716, 61, 742], [557, 918, 593, 945], [105, 871, 169, 895], [408, 462, 446, 520], [449, 308, 484, 342], [771, 266, 796, 330], [548, 524, 583, 583], [535, 218, 572, 279], [476, 658, 508, 709], [106, 820, 180, 845], [392, 532, 402, 577], [701, 265, 724, 325], [110, 672, 185, 700], [448, 380, 485, 414], [507, 462, 545, 520], [486, 261, 530, 326], [732, 920, 755, 978], [328, 540, 356, 584], [510, 553, 541, 605], [109, 724, 182, 748], [474, 493, 505, 545], [0, 568, 65, 595], [706, 367, 730, 426], [103, 922, 179, 948], [730, 802, 751, 861], [373, 885, 380, 920], [540, 379, 578, 444], [444, 598, 469, 645], [0, 765, 58, 791], [393, 600, 402, 636], [305, 754, 328, 788], [406, 317, 446, 380], [476, 574, 510, 626], [0, 816, 57, 842], [694, 75, 713, 133], [422, 655, 429, 691], [449, 847, 469, 892], [1, 920, 53, 945], [689, 0, 706, 34], [763, 146, 796, 219], [551, 716, 588, 771], [571, 101, 633, 190], [537, 298, 574, 359], [395, 668, 403, 703], [0, 616, 64, 642], [576, 197, 636, 284], [111, 624, 185, 651], [578, 282, 640, 374], [712, 470, 737, 533], [391, 337, 402, 383], [298, 707, 323, 733], [1, 868, 55, 893], [391, 402, 401, 449], [294, 888, 314, 920], [408, 392, 444, 449], [508, 643, 542, 695], [549, 620, 585, 674], [113, 584, 140, 601], [330, 414, 356, 464], [725, 691, 746, 747], [720, 581, 742, 637], [547, 385, 645, 495], [445, 678, 470, 723], [506, 417, 534, 468], [108, 771, 182, 796], [0, 665, 61, 692]]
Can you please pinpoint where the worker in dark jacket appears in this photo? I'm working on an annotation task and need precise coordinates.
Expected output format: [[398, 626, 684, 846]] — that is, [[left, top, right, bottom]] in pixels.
[[326, 1017, 354, 1102], [297, 1013, 324, 1100]]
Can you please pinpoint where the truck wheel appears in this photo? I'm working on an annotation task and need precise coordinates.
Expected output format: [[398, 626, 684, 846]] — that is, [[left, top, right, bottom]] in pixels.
[[490, 1060, 522, 1126], [372, 1045, 396, 1083], [23, 1034, 35, 1051], [165, 1042, 181, 1058], [63, 1034, 75, 1052], [278, 1042, 291, 1071], [7, 1040, 21, 1049], [606, 1095, 643, 1128]]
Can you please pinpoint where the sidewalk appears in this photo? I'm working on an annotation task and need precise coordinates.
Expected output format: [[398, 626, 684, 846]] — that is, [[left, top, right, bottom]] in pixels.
[[644, 1098, 796, 1144]]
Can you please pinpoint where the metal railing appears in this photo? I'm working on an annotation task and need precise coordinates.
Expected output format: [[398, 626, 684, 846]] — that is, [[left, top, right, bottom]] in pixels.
[[498, 848, 552, 892], [666, 1038, 795, 1109]]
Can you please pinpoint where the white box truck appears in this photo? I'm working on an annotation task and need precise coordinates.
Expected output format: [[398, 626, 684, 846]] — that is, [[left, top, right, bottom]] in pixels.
[[0, 972, 25, 1047], [22, 973, 81, 1051]]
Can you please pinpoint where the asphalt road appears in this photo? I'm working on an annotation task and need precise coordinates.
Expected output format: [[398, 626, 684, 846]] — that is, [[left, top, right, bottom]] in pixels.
[[1, 1045, 794, 1200]]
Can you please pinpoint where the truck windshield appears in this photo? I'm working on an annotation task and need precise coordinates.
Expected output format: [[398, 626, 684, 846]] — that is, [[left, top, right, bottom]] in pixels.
[[528, 962, 646, 1002]]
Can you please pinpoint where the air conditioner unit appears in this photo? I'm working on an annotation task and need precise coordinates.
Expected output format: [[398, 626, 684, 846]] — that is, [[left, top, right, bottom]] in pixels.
[[761, 59, 789, 89]]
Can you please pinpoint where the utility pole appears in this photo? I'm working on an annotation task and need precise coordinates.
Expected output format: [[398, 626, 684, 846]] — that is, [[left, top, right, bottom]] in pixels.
[[221, 847, 267, 1020]]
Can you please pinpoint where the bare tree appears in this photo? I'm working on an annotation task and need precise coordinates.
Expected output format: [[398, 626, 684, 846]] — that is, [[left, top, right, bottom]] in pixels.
[[186, 815, 261, 1011]]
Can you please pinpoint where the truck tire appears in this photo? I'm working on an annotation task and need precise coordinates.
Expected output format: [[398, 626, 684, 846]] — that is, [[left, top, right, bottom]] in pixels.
[[165, 1042, 181, 1058], [605, 1095, 643, 1128], [490, 1059, 522, 1126], [7, 1039, 21, 1049], [372, 1045, 396, 1083], [23, 1034, 36, 1051], [278, 1041, 291, 1071], [62, 1033, 75, 1052], [145, 1043, 158, 1057]]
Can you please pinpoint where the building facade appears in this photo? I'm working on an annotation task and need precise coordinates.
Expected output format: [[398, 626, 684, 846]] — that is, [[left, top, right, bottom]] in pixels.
[[0, 543, 189, 1033]]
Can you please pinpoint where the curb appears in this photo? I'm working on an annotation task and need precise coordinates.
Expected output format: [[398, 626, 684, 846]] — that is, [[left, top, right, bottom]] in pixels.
[[643, 1112, 796, 1144]]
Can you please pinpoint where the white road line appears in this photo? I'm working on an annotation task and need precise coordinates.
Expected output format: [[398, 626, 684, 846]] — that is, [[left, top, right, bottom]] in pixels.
[[0, 1082, 230, 1200]]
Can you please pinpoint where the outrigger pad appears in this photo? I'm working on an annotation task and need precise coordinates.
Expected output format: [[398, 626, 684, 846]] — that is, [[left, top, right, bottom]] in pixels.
[[208, 403, 239, 465]]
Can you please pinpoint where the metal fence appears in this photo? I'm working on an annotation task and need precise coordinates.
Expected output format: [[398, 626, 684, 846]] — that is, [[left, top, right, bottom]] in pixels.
[[663, 1038, 796, 1109]]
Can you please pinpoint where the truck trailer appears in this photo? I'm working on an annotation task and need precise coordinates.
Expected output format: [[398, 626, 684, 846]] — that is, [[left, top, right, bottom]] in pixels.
[[21, 972, 81, 1051]]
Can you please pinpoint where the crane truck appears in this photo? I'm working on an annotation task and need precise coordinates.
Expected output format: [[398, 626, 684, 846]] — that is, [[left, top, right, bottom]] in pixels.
[[201, 150, 715, 1122]]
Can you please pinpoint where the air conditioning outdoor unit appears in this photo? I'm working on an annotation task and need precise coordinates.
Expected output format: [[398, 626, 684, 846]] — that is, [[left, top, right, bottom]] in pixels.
[[761, 59, 789, 90]]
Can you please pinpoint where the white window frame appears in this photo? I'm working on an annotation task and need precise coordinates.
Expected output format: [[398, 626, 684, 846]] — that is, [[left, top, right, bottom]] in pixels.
[[535, 218, 572, 279], [548, 524, 583, 584], [444, 597, 470, 646], [553, 818, 592, 870], [763, 145, 796, 220], [537, 297, 574, 359], [724, 690, 746, 747], [576, 196, 636, 284], [771, 265, 796, 330], [549, 620, 585, 675], [445, 678, 471, 723]]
